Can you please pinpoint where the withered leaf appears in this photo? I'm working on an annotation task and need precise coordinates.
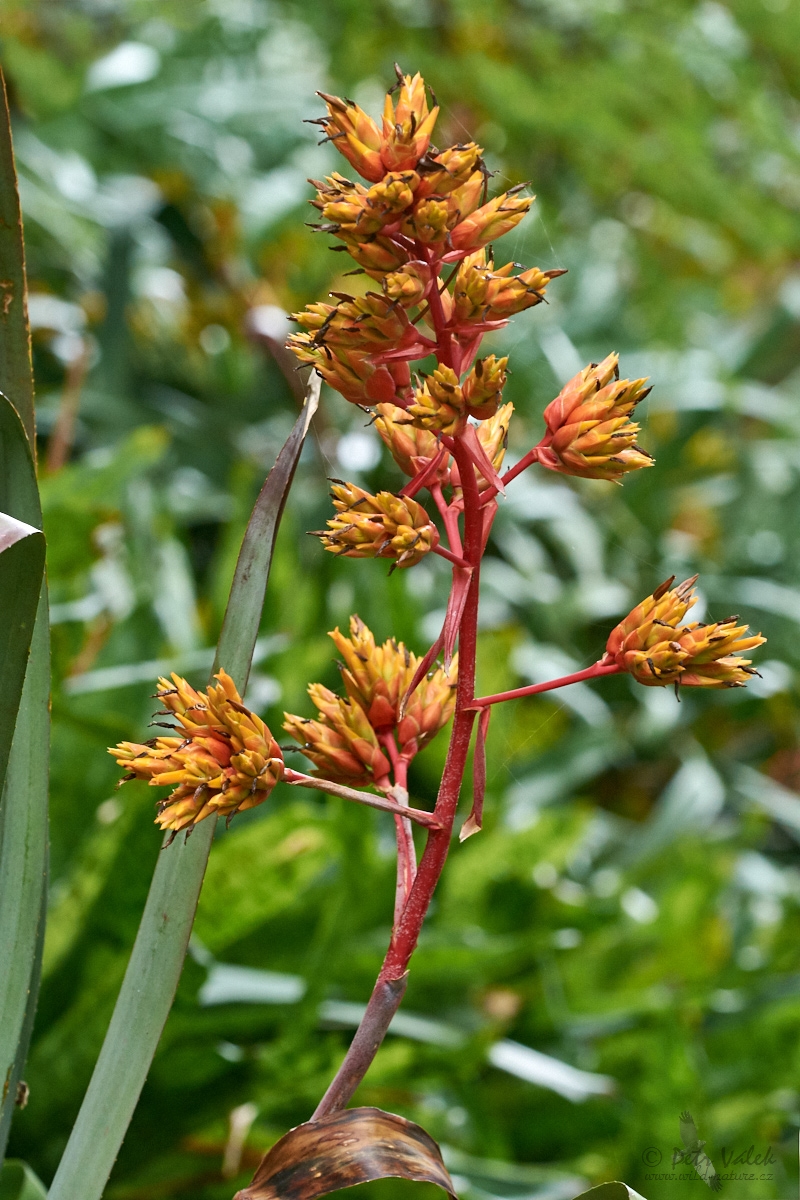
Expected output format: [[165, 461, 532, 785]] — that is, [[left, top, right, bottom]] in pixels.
[[235, 1106, 457, 1200]]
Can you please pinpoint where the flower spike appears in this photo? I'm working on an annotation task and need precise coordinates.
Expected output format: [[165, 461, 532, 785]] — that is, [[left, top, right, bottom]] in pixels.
[[109, 671, 284, 833]]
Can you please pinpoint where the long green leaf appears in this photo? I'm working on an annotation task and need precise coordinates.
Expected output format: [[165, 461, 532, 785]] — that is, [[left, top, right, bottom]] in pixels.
[[0, 74, 34, 448], [0, 516, 44, 794], [48, 375, 320, 1200], [0, 79, 48, 1171], [0, 889, 45, 1162]]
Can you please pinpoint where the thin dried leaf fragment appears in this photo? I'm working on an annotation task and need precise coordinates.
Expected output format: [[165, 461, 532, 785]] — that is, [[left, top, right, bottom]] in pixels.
[[236, 1106, 457, 1200]]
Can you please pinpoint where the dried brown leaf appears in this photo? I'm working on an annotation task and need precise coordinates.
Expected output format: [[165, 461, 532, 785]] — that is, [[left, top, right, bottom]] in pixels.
[[235, 1106, 457, 1200]]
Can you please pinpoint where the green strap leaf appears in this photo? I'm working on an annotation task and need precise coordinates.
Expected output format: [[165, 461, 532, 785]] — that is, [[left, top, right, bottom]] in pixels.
[[0, 1160, 48, 1200], [49, 376, 320, 1200], [0, 75, 34, 449], [0, 76, 48, 1170], [0, 517, 45, 794]]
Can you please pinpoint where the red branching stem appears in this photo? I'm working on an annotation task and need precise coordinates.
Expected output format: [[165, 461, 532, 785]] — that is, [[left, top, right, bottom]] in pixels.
[[478, 439, 549, 506], [421, 247, 454, 369], [310, 258, 484, 1122], [284, 768, 439, 828], [471, 660, 622, 708], [430, 481, 462, 555], [433, 544, 471, 570]]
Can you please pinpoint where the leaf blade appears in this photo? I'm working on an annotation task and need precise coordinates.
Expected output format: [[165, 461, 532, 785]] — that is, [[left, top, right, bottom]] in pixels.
[[0, 73, 34, 448], [236, 1107, 457, 1200], [48, 376, 320, 1200]]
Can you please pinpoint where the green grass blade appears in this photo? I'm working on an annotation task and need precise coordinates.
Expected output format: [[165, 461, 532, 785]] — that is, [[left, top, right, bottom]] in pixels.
[[0, 79, 48, 1171], [0, 73, 34, 449], [0, 887, 46, 1162], [0, 598, 49, 1145], [48, 375, 319, 1200]]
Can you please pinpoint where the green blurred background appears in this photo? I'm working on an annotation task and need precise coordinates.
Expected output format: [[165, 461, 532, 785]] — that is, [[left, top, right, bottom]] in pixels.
[[3, 1, 800, 1197]]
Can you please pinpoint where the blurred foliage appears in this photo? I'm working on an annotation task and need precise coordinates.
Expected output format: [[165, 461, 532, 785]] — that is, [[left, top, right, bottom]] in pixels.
[[3, 1, 800, 1198]]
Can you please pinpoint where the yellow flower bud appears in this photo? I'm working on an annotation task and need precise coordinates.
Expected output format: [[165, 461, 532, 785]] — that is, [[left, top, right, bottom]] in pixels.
[[314, 482, 439, 568], [449, 189, 534, 253], [417, 142, 484, 197], [380, 71, 439, 172], [374, 402, 449, 481], [462, 355, 508, 419], [406, 364, 466, 434]]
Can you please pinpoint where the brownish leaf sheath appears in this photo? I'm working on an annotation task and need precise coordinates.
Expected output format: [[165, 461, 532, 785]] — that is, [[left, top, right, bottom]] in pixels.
[[236, 1107, 458, 1200]]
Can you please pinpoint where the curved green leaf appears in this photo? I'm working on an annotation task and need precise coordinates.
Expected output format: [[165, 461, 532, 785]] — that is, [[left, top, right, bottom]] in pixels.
[[48, 375, 320, 1200], [0, 520, 45, 792], [0, 1160, 47, 1200]]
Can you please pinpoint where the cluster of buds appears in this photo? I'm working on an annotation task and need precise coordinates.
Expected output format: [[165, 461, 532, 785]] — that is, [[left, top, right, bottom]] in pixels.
[[109, 672, 283, 834], [452, 251, 565, 327], [537, 353, 653, 482], [284, 616, 457, 787], [313, 481, 439, 568], [605, 576, 766, 689], [405, 357, 509, 435]]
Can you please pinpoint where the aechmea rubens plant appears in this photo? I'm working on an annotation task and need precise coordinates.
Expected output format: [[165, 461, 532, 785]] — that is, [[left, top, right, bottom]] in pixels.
[[105, 67, 765, 1198]]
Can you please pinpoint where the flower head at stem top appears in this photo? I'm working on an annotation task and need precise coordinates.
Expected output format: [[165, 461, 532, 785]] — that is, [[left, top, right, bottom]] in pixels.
[[283, 616, 457, 787], [109, 671, 284, 834], [605, 575, 766, 689]]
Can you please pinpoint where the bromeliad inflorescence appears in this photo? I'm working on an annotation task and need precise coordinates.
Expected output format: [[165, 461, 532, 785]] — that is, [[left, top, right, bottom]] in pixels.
[[108, 66, 765, 1132]]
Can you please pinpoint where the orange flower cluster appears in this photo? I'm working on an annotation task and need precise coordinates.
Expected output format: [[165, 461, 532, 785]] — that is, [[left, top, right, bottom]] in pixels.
[[109, 672, 284, 833], [289, 68, 558, 453], [312, 481, 439, 568], [606, 576, 766, 689], [538, 353, 653, 482], [283, 616, 457, 788]]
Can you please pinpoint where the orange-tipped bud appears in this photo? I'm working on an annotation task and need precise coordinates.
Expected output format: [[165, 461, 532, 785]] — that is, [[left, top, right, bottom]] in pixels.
[[462, 355, 508, 419], [284, 687, 392, 787], [449, 189, 534, 253], [453, 252, 563, 324], [417, 142, 484, 197], [406, 364, 466, 434], [605, 576, 766, 689], [398, 657, 458, 757], [109, 671, 284, 833], [402, 198, 456, 244], [291, 293, 413, 352], [383, 261, 431, 307], [317, 92, 385, 182], [284, 614, 456, 781], [374, 402, 450, 482], [537, 352, 654, 482], [286, 335, 400, 406], [315, 482, 439, 568], [344, 237, 409, 278], [381, 71, 439, 172]]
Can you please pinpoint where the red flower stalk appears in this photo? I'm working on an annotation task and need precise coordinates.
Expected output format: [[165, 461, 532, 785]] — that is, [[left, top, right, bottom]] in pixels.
[[105, 69, 766, 1148]]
